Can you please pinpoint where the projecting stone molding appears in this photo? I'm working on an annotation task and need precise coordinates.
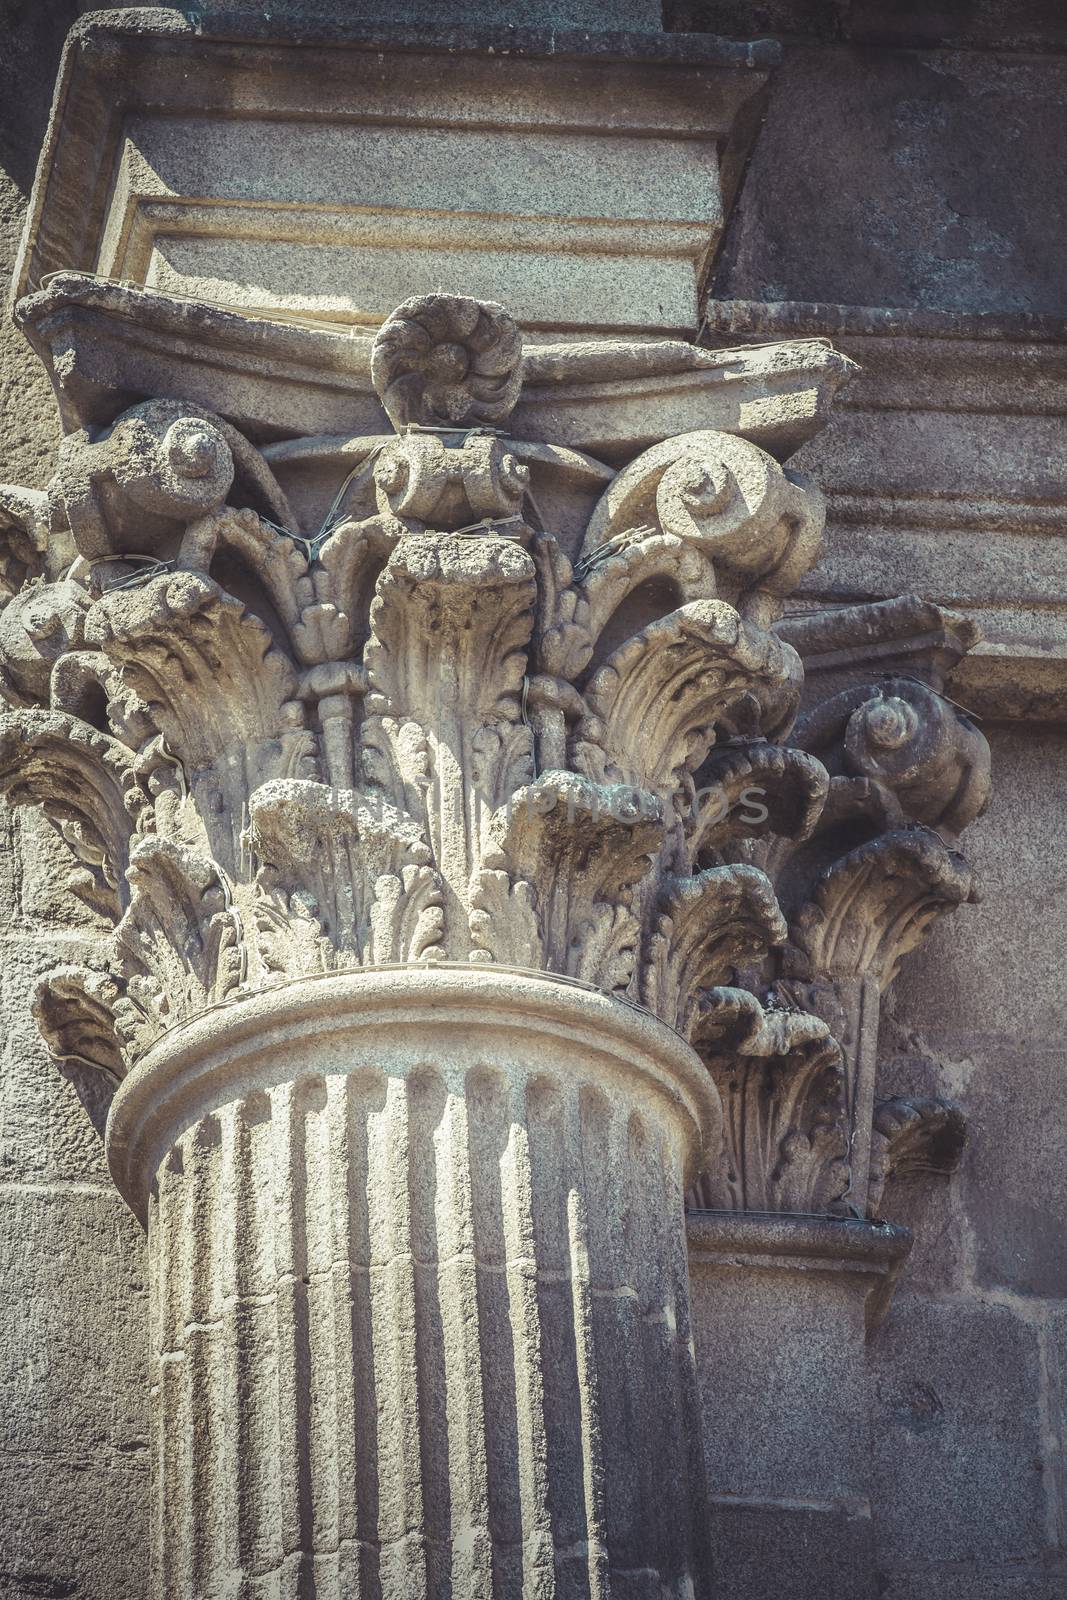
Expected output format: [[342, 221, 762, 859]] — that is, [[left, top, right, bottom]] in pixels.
[[705, 299, 1067, 722], [13, 11, 778, 338]]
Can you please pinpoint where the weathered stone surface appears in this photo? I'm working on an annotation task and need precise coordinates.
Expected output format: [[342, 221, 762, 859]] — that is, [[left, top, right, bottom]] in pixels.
[[708, 301, 1067, 721], [14, 10, 776, 339], [0, 8, 1063, 1598], [871, 1298, 1049, 1569], [0, 1455, 148, 1600], [0, 812, 148, 1600], [1, 935, 108, 1179], [711, 43, 1067, 316], [885, 725, 1067, 1298], [877, 1571, 1067, 1600], [277, 1, 668, 23], [1045, 1307, 1067, 1566], [0, 1188, 147, 1460], [707, 1503, 879, 1600], [689, 1214, 911, 1600], [668, 0, 1067, 52], [0, 0, 75, 491], [866, 724, 1067, 1591]]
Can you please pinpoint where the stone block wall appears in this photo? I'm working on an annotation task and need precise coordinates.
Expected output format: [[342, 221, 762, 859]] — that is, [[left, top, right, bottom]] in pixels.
[[0, 810, 149, 1596], [868, 724, 1067, 1596]]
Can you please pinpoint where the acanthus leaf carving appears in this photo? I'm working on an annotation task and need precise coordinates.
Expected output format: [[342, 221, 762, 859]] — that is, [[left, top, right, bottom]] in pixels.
[[753, 597, 991, 1220], [549, 525, 712, 683], [0, 292, 892, 1194], [365, 863, 447, 966], [361, 531, 537, 950], [689, 986, 850, 1215], [246, 777, 443, 971], [867, 1095, 968, 1216], [34, 965, 125, 1084], [84, 567, 317, 877], [176, 505, 312, 648], [110, 836, 245, 1059], [688, 739, 829, 865], [478, 770, 663, 992], [643, 866, 787, 1037], [0, 710, 147, 917], [468, 867, 542, 970], [784, 827, 977, 989], [0, 573, 89, 709], [85, 568, 303, 767], [0, 484, 78, 642], [574, 600, 801, 804]]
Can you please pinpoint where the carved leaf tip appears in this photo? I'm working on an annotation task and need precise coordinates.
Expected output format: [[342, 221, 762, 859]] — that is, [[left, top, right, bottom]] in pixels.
[[867, 1095, 968, 1213]]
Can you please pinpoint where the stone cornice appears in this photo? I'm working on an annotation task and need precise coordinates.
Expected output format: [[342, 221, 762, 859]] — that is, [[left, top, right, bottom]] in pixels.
[[705, 298, 1067, 347], [16, 274, 854, 458], [15, 15, 776, 337], [704, 298, 1067, 721]]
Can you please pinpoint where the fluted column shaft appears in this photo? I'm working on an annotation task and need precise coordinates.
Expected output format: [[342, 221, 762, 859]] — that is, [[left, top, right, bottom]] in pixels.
[[107, 968, 719, 1600]]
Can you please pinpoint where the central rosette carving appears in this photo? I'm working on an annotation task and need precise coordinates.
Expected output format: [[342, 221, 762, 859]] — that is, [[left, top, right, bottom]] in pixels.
[[0, 292, 832, 1093]]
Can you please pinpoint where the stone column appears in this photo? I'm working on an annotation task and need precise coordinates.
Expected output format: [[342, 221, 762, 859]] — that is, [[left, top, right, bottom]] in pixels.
[[110, 968, 715, 1597], [0, 291, 842, 1594]]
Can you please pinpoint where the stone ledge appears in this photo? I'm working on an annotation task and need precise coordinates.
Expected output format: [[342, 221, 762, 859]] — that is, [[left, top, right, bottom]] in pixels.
[[706, 299, 1067, 722], [687, 1211, 912, 1334], [67, 7, 782, 67], [15, 12, 777, 336], [15, 272, 855, 459], [705, 298, 1067, 346]]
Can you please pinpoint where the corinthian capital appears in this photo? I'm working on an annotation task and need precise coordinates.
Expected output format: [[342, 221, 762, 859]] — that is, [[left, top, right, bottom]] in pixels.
[[0, 292, 832, 1090]]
